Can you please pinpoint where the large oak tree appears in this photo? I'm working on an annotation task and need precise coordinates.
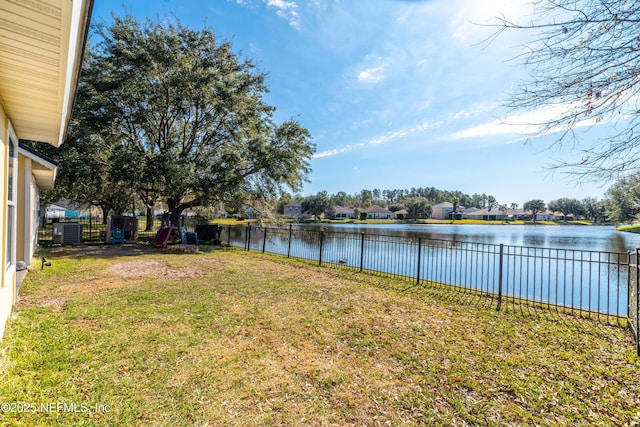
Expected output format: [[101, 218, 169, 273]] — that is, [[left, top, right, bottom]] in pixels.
[[61, 14, 314, 218]]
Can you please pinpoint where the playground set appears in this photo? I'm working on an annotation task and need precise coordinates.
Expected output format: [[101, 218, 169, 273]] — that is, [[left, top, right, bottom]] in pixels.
[[106, 215, 138, 244], [152, 212, 198, 248], [106, 212, 222, 248]]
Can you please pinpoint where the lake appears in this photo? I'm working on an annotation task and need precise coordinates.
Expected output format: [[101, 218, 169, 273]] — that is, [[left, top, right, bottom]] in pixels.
[[231, 223, 638, 317]]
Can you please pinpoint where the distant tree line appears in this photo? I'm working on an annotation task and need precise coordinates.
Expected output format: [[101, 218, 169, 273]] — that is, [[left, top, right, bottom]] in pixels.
[[286, 188, 611, 222], [534, 174, 640, 224], [286, 188, 501, 215]]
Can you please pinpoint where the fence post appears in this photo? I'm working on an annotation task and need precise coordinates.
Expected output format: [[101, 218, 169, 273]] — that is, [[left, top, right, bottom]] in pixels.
[[246, 224, 251, 250], [262, 227, 267, 253], [287, 224, 293, 258], [497, 244, 504, 311], [359, 232, 365, 272], [89, 215, 92, 241], [636, 249, 640, 356], [416, 237, 422, 285], [319, 229, 324, 266]]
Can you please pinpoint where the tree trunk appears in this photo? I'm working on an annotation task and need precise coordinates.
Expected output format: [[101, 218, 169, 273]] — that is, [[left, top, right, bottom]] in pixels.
[[145, 206, 154, 231], [101, 206, 109, 225], [167, 198, 178, 214]]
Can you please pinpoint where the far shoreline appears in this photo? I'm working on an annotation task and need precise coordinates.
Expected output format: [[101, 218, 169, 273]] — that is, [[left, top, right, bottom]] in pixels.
[[616, 224, 640, 234], [295, 219, 602, 227]]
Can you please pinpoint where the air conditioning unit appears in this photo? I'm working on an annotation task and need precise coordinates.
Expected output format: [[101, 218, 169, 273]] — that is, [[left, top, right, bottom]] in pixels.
[[53, 223, 83, 244]]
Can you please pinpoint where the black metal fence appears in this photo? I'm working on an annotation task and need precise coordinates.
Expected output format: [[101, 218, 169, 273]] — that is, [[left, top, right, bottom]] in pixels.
[[221, 224, 640, 354], [38, 215, 200, 243], [630, 250, 640, 355]]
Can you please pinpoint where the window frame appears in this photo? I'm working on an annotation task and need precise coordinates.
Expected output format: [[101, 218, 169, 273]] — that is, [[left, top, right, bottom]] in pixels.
[[5, 130, 17, 272]]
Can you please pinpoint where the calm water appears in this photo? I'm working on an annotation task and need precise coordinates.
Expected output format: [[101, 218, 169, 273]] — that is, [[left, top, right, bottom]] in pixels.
[[234, 223, 637, 316], [300, 223, 640, 254]]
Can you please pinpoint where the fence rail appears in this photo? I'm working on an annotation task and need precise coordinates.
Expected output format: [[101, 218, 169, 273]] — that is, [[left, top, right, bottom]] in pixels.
[[222, 224, 639, 354]]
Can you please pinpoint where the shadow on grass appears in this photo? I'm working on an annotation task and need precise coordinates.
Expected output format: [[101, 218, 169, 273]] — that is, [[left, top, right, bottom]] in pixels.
[[37, 242, 231, 260]]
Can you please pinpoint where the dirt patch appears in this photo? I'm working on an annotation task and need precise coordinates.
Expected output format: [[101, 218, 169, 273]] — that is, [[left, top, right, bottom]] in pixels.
[[70, 318, 100, 331], [107, 259, 224, 280], [41, 297, 67, 312]]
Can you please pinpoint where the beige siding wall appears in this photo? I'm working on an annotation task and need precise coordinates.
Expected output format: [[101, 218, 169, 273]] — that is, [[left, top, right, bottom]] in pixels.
[[16, 155, 26, 265], [0, 105, 16, 339], [30, 175, 40, 263], [16, 156, 40, 265]]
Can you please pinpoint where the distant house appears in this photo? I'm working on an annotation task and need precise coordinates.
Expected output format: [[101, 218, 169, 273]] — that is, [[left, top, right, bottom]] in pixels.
[[432, 202, 465, 220], [365, 205, 393, 220], [46, 200, 83, 219], [464, 208, 531, 221], [332, 205, 355, 220], [394, 209, 408, 220], [462, 207, 480, 218], [552, 211, 575, 221], [536, 211, 555, 221], [463, 208, 502, 221], [432, 202, 453, 219], [45, 203, 66, 219], [284, 202, 304, 218]]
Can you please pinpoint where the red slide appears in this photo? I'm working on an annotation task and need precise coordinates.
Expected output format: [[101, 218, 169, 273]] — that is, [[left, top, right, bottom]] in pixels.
[[153, 226, 174, 248]]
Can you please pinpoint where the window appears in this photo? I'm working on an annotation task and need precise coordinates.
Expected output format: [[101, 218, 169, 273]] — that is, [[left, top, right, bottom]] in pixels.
[[6, 136, 16, 270]]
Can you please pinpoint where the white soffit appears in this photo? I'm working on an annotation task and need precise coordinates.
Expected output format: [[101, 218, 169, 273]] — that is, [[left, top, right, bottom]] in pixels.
[[18, 145, 57, 189], [0, 0, 93, 147]]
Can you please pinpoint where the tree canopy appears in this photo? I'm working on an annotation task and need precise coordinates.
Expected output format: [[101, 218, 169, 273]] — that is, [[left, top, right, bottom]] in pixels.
[[604, 175, 640, 223], [547, 198, 585, 221], [56, 14, 314, 216], [495, 0, 640, 181], [523, 199, 546, 223], [302, 191, 331, 219]]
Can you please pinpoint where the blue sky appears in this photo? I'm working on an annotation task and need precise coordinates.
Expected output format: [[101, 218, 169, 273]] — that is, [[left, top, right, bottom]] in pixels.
[[90, 0, 611, 207]]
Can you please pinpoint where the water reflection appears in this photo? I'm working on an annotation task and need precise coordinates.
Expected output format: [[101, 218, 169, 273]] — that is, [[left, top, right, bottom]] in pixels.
[[224, 223, 632, 316], [522, 235, 546, 247], [300, 223, 640, 253]]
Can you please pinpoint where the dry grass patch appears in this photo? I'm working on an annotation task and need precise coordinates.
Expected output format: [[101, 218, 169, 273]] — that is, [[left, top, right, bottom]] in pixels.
[[0, 246, 638, 426], [107, 256, 226, 280]]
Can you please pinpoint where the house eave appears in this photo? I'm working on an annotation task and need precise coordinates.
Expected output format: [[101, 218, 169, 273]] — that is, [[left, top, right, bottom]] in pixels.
[[18, 145, 58, 190], [0, 0, 94, 147]]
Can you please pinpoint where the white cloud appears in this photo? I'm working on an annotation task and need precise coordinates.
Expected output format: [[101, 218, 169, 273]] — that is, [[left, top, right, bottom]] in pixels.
[[314, 143, 364, 159], [352, 53, 389, 85], [313, 103, 505, 159], [314, 118, 437, 159], [264, 0, 301, 29], [451, 119, 526, 140], [450, 103, 606, 141], [357, 64, 386, 83]]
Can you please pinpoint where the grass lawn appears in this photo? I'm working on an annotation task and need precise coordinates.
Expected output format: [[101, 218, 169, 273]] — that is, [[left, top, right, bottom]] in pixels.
[[1, 246, 639, 426]]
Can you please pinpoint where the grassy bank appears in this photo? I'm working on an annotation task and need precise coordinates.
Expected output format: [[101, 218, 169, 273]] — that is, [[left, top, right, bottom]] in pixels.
[[617, 224, 640, 234], [1, 246, 638, 426]]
